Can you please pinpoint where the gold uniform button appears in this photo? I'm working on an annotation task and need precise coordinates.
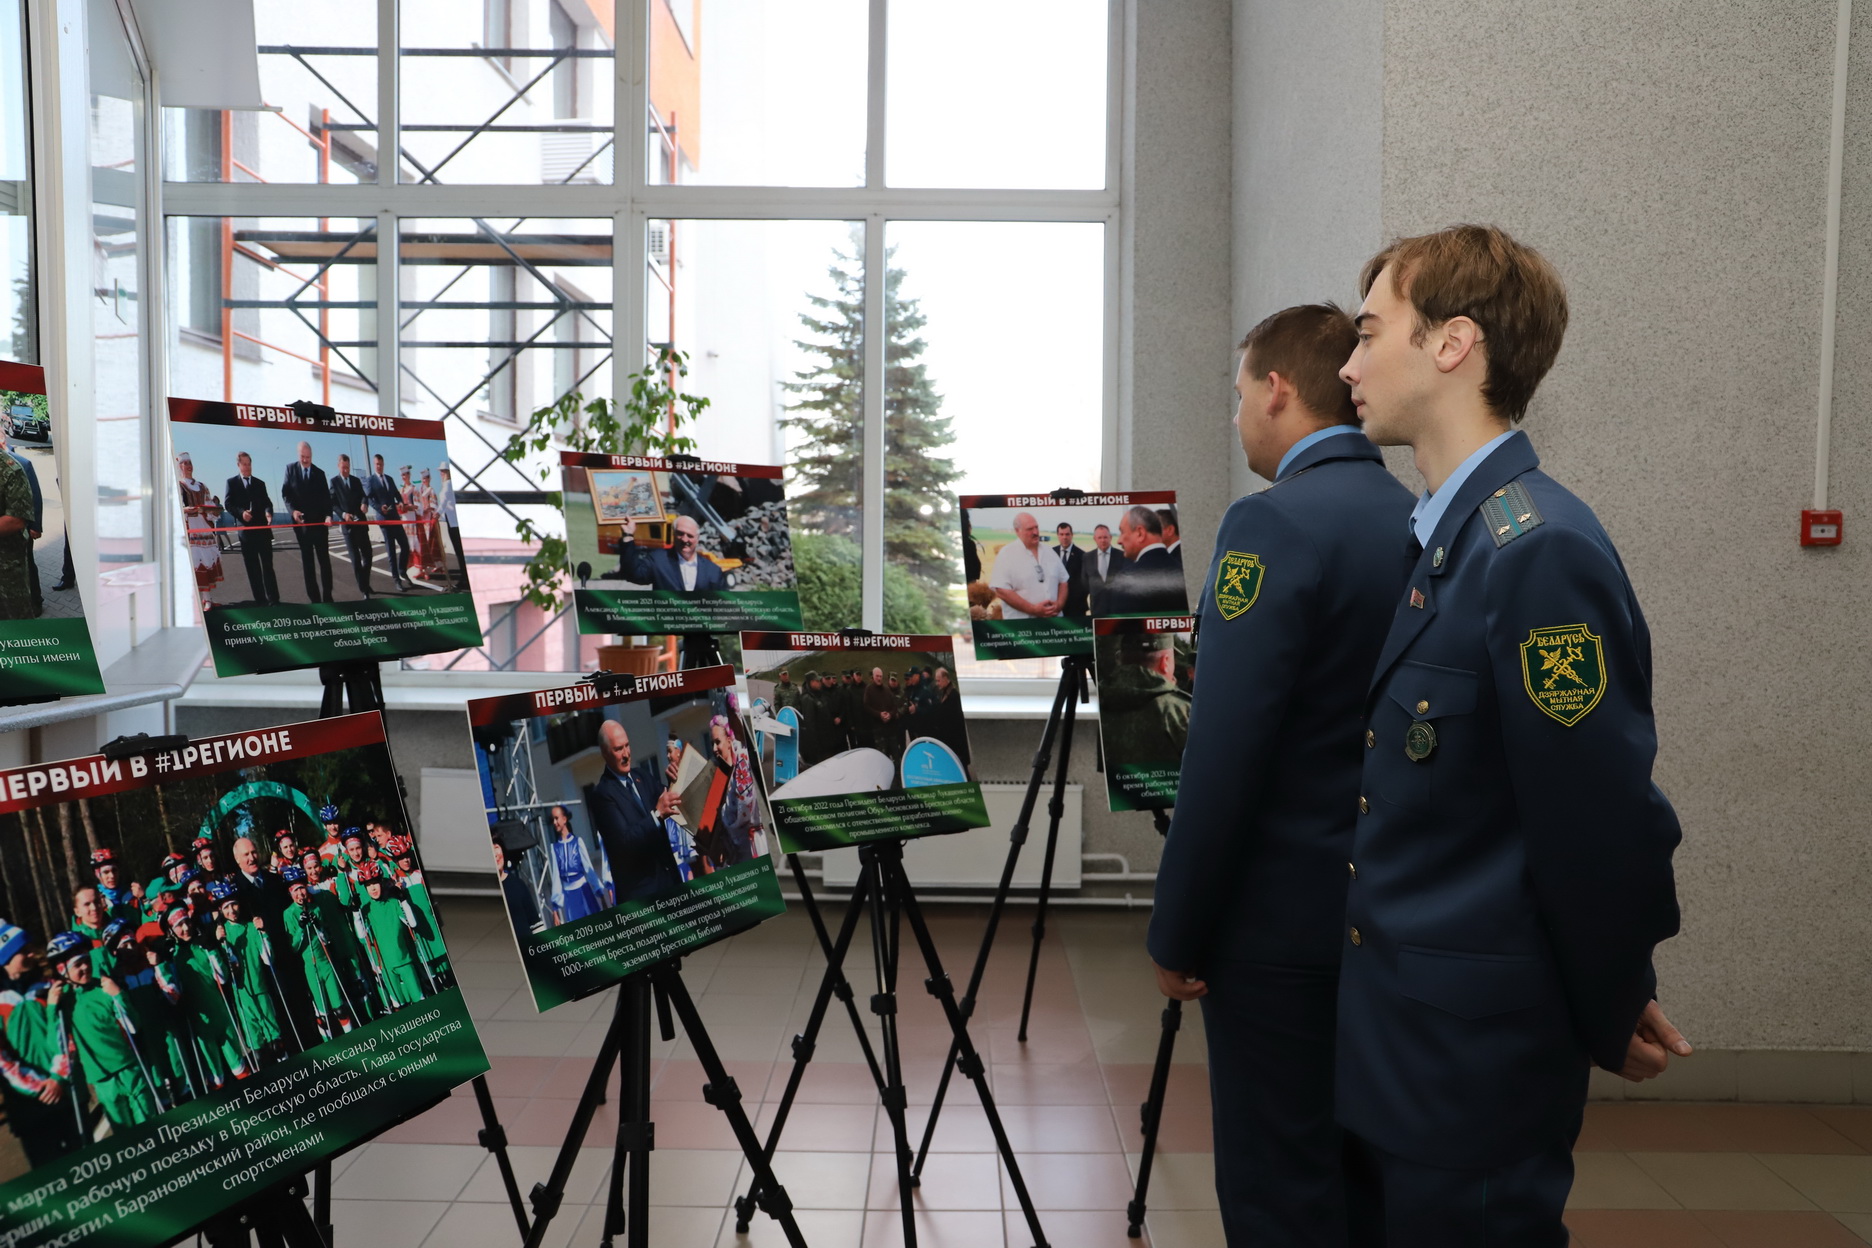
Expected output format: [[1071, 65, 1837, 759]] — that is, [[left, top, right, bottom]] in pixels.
[[1416, 700, 1430, 714], [1358, 796, 1370, 815], [1365, 729, 1375, 748], [1350, 927, 1363, 946], [1348, 862, 1357, 879]]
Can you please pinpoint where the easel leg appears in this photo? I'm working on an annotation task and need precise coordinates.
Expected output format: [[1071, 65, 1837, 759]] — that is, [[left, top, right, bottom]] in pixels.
[[650, 963, 809, 1248], [1126, 998, 1181, 1237], [914, 657, 1083, 1177], [880, 843, 1051, 1248], [471, 1074, 531, 1240], [522, 991, 631, 1248], [861, 844, 921, 1246], [600, 975, 655, 1248], [311, 1161, 332, 1246], [1018, 661, 1083, 1040], [733, 857, 887, 1234]]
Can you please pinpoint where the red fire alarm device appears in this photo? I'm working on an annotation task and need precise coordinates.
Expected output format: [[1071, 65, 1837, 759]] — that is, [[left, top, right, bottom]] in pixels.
[[1801, 509, 1843, 546]]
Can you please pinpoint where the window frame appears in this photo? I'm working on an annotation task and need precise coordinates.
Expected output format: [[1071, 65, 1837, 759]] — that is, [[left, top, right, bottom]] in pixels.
[[157, 0, 1125, 684]]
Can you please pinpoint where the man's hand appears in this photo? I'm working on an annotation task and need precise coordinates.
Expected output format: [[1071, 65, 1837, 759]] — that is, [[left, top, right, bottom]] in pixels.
[[655, 790, 681, 818], [1152, 961, 1207, 1001], [621, 514, 636, 540], [100, 977, 121, 998], [38, 1082, 62, 1105], [292, 510, 305, 523], [1620, 1000, 1693, 1082]]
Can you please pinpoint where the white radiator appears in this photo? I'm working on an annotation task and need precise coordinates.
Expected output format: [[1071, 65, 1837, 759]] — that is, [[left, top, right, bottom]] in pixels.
[[819, 782, 1083, 890], [416, 767, 495, 875]]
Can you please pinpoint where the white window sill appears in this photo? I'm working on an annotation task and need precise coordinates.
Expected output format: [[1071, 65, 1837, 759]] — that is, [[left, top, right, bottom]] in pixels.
[[0, 628, 210, 732], [176, 666, 1098, 719]]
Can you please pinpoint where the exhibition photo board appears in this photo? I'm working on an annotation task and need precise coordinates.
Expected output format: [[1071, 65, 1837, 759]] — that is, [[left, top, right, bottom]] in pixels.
[[959, 490, 1190, 660], [741, 632, 989, 851], [563, 452, 803, 636], [0, 714, 488, 1248], [166, 398, 484, 677], [0, 361, 103, 700], [467, 666, 787, 1012], [1093, 614, 1195, 812]]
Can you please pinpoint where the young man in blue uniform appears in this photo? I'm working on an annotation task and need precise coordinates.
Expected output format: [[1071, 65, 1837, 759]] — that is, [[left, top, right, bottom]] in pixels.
[[1148, 303, 1416, 1246], [1336, 224, 1688, 1245]]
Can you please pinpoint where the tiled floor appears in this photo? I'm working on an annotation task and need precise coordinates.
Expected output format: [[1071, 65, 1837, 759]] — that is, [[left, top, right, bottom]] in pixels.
[[340, 899, 1872, 1247]]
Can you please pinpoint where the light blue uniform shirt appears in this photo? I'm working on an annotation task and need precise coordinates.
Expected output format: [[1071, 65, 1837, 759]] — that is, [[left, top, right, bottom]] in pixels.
[[1409, 429, 1518, 546], [1274, 424, 1365, 480]]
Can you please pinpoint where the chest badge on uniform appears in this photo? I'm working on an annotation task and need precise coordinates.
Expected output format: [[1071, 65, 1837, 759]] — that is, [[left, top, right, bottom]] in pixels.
[[1403, 720, 1437, 762], [1408, 587, 1424, 609], [1214, 552, 1265, 620], [1519, 624, 1607, 726]]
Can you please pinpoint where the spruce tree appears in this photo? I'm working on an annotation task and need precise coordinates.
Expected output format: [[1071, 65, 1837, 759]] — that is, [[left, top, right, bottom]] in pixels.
[[782, 233, 961, 625]]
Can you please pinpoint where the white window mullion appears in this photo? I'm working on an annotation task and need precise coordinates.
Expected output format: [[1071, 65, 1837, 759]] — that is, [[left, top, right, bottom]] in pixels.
[[378, 0, 397, 191], [859, 0, 889, 629], [618, 0, 647, 376]]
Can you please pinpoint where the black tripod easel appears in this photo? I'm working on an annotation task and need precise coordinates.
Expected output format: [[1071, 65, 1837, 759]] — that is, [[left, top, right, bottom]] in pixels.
[[730, 851, 891, 1234], [1126, 808, 1177, 1239], [520, 644, 808, 1248], [314, 658, 532, 1244], [521, 959, 808, 1248], [910, 648, 1093, 1178], [856, 839, 1053, 1248]]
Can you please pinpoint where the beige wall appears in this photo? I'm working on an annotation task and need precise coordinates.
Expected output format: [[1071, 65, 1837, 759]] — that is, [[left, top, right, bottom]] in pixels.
[[1233, 0, 1872, 1052]]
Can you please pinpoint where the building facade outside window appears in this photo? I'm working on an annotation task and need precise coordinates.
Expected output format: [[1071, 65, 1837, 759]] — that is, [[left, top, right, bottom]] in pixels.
[[151, 0, 1117, 680]]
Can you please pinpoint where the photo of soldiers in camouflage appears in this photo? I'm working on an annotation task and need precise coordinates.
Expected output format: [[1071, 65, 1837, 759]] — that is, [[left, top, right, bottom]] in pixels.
[[0, 749, 452, 1182], [745, 649, 975, 792], [1093, 621, 1195, 812]]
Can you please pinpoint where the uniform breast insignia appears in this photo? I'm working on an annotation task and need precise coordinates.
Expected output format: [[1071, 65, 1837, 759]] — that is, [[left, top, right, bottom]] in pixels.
[[1409, 587, 1424, 609], [1404, 720, 1437, 762], [1214, 551, 1265, 620], [1519, 624, 1607, 726], [1481, 480, 1544, 547]]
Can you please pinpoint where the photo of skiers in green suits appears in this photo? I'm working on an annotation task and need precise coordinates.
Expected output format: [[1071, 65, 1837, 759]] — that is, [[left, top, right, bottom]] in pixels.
[[0, 713, 471, 1186]]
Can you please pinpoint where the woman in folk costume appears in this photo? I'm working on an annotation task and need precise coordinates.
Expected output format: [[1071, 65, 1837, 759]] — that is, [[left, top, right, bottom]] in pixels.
[[385, 837, 448, 985], [544, 804, 607, 926], [397, 465, 425, 581], [413, 467, 448, 579], [707, 711, 766, 866], [175, 452, 225, 604]]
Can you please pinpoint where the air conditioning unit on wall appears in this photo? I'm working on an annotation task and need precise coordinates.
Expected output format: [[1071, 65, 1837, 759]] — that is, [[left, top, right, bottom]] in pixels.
[[541, 131, 614, 185]]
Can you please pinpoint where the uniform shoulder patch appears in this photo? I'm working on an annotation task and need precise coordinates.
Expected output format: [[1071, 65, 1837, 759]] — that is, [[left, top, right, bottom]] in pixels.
[[1214, 552, 1265, 620], [1519, 624, 1606, 726], [1481, 480, 1544, 547]]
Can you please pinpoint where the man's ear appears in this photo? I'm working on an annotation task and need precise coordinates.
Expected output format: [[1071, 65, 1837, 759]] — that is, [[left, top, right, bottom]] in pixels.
[[1432, 316, 1484, 376], [1263, 371, 1289, 420]]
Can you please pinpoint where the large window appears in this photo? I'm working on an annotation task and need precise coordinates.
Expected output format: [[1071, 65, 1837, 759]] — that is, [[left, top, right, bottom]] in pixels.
[[0, 0, 32, 365], [161, 0, 1118, 676]]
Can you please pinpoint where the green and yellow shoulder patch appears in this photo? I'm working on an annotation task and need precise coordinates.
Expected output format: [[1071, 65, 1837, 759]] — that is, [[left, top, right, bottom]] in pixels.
[[1214, 552, 1265, 620], [1519, 624, 1606, 726]]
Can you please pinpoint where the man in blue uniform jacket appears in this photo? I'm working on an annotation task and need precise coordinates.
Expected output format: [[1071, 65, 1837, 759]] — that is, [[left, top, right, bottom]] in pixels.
[[1336, 225, 1688, 1245], [1148, 304, 1415, 1246], [589, 718, 685, 904], [603, 512, 727, 592]]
